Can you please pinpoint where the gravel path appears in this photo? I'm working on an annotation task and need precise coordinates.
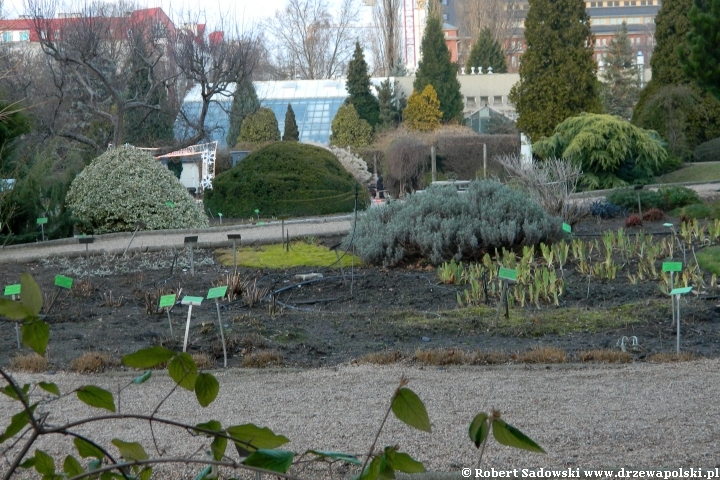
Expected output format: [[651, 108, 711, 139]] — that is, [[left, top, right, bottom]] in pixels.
[[1, 360, 719, 479]]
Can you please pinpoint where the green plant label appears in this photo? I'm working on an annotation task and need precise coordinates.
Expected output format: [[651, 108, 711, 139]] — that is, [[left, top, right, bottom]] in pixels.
[[181, 296, 203, 306], [663, 223, 674, 228], [165, 201, 175, 208], [36, 217, 48, 225], [206, 286, 228, 299], [218, 212, 223, 217], [498, 267, 517, 282], [662, 262, 683, 272], [4, 284, 20, 296], [670, 286, 693, 296], [159, 295, 176, 308], [55, 275, 73, 289], [562, 223, 571, 233]]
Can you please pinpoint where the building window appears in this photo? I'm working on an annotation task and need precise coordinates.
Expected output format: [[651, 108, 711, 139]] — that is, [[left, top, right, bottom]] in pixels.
[[493, 96, 503, 105], [442, 13, 448, 20], [602, 38, 607, 45], [480, 96, 489, 105], [19, 31, 29, 41], [466, 96, 476, 105], [1, 32, 12, 42], [441, 0, 447, 4], [511, 56, 517, 67]]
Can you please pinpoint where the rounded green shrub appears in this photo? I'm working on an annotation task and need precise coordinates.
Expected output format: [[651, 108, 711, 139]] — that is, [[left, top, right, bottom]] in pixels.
[[66, 146, 209, 234], [349, 180, 563, 266], [694, 137, 720, 162], [606, 189, 665, 212], [204, 142, 369, 218], [238, 107, 280, 144], [657, 185, 701, 210]]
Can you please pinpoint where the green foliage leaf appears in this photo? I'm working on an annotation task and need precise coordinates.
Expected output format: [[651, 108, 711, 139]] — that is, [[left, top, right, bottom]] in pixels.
[[195, 420, 222, 433], [469, 413, 490, 448], [356, 455, 385, 480], [195, 373, 220, 407], [122, 346, 175, 369], [0, 298, 35, 320], [242, 449, 294, 473], [139, 467, 153, 480], [227, 424, 290, 454], [74, 437, 105, 459], [492, 419, 546, 453], [1, 384, 20, 400], [0, 407, 33, 443], [63, 455, 84, 476], [211, 434, 227, 462], [38, 382, 60, 396], [307, 450, 362, 465], [77, 385, 116, 412], [384, 448, 425, 474], [18, 457, 36, 469], [20, 272, 42, 315], [132, 370, 152, 384], [194, 466, 214, 480], [34, 449, 55, 475], [21, 319, 50, 356], [112, 439, 148, 461], [168, 352, 197, 390], [391, 387, 431, 433]]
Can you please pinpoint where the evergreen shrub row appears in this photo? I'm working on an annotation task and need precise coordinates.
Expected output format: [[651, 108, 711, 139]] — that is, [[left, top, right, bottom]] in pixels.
[[350, 180, 563, 266], [606, 185, 701, 213]]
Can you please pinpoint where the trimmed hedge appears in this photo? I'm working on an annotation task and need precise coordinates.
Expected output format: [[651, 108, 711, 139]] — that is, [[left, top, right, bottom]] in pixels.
[[204, 142, 369, 218], [349, 179, 563, 266], [66, 146, 208, 234], [606, 185, 701, 213]]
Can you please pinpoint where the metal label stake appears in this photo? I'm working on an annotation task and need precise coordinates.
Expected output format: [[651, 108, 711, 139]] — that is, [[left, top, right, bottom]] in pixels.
[[227, 234, 241, 273], [669, 286, 692, 355], [497, 267, 517, 319], [184, 236, 198, 276], [207, 286, 229, 368], [159, 294, 176, 337], [181, 296, 203, 352]]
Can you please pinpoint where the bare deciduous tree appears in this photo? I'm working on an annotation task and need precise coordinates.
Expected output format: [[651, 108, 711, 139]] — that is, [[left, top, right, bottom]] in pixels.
[[265, 0, 358, 80], [454, 0, 524, 64], [369, 0, 402, 77]]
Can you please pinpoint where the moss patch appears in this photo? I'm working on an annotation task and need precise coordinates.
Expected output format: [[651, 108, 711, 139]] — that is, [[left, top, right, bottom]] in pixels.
[[217, 242, 362, 269]]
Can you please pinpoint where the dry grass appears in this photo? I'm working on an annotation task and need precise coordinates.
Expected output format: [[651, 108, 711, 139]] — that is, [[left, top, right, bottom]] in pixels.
[[357, 350, 405, 365], [647, 352, 700, 363], [579, 349, 632, 363], [10, 353, 48, 372], [414, 348, 469, 366], [240, 333, 267, 350], [519, 346, 567, 364], [70, 351, 111, 373], [192, 352, 215, 370], [466, 350, 509, 365], [241, 350, 284, 368]]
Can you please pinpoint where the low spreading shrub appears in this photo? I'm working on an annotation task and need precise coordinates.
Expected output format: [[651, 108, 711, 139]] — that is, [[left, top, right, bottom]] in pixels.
[[606, 189, 665, 213], [694, 137, 720, 162], [66, 146, 209, 234], [589, 199, 626, 219], [204, 142, 369, 218], [349, 179, 563, 266], [658, 185, 701, 210], [625, 214, 643, 227], [671, 201, 720, 220]]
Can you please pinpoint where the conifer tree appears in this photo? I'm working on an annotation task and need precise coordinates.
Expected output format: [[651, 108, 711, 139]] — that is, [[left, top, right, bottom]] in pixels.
[[330, 104, 373, 148], [413, 14, 464, 123], [376, 78, 400, 131], [404, 84, 442, 131], [600, 22, 641, 120], [466, 28, 508, 74], [508, 0, 601, 141], [346, 41, 380, 128], [682, 0, 720, 101], [282, 104, 300, 141], [226, 78, 260, 147], [238, 108, 280, 144]]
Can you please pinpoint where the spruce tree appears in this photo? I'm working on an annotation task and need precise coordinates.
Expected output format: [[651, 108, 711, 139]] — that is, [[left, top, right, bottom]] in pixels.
[[346, 41, 380, 128], [600, 22, 640, 120], [282, 104, 300, 141], [414, 14, 464, 123], [376, 78, 400, 131], [466, 28, 508, 74], [508, 0, 601, 141], [682, 0, 720, 101], [226, 77, 260, 147]]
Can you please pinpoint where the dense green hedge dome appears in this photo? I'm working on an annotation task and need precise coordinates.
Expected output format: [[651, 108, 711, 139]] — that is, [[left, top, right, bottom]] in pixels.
[[204, 142, 369, 218], [66, 146, 209, 234]]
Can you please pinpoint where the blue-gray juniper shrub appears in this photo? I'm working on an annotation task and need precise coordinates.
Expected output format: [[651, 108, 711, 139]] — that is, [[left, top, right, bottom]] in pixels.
[[349, 179, 563, 266]]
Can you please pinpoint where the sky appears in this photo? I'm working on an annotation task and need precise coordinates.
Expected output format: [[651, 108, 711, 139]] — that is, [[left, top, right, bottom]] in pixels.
[[2, 0, 373, 31]]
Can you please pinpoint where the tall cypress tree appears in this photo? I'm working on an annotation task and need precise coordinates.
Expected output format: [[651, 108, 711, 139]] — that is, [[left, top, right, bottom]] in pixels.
[[413, 14, 464, 123], [466, 28, 508, 74], [346, 41, 380, 128], [508, 0, 601, 141], [124, 43, 174, 146], [282, 104, 299, 141], [682, 0, 720, 101], [600, 22, 640, 120], [226, 77, 260, 147]]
